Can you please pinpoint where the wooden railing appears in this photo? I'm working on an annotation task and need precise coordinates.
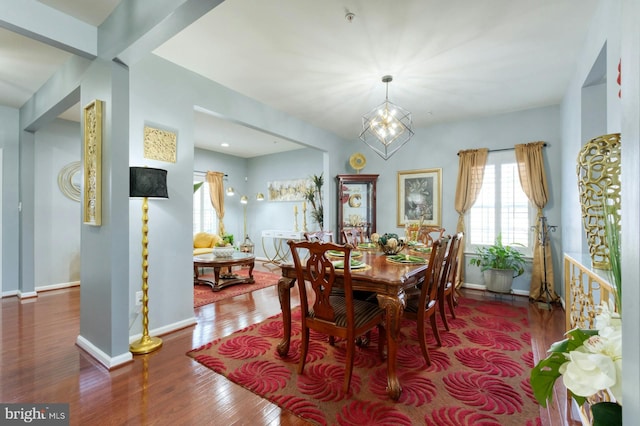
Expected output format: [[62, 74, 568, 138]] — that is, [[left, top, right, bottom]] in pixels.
[[564, 253, 615, 331]]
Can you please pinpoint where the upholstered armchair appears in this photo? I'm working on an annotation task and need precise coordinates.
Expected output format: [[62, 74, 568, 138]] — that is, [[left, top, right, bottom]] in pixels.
[[193, 232, 223, 255]]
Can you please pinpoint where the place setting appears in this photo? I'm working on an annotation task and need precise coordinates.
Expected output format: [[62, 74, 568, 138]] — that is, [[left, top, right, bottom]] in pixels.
[[385, 253, 428, 264], [331, 258, 369, 271]]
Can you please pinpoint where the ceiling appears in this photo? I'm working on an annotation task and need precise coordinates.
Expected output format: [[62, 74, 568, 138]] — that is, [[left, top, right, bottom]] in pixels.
[[2, 0, 600, 158]]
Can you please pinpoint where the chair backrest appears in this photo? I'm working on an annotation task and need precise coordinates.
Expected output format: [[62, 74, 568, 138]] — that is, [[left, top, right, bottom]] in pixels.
[[416, 227, 446, 247], [288, 240, 353, 326], [341, 227, 366, 245], [418, 237, 450, 310], [448, 232, 464, 285], [440, 232, 463, 290], [303, 230, 334, 243]]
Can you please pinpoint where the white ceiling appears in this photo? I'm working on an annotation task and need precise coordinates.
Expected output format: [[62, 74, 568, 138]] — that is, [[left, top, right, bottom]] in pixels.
[[2, 0, 600, 158]]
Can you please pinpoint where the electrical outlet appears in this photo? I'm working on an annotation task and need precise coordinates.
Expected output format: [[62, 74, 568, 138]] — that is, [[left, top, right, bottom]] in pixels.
[[135, 291, 143, 306]]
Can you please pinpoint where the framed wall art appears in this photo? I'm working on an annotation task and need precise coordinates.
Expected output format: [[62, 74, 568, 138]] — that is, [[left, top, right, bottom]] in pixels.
[[397, 168, 442, 227], [83, 99, 103, 226], [267, 178, 310, 201], [144, 125, 177, 163]]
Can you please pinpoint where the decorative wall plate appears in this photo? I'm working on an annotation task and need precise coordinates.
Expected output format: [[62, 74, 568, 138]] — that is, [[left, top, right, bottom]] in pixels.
[[349, 152, 366, 173]]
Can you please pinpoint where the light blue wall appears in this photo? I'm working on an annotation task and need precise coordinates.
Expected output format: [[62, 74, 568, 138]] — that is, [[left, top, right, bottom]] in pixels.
[[560, 2, 621, 267], [338, 105, 562, 295], [128, 54, 344, 336], [34, 119, 81, 287], [0, 106, 20, 294]]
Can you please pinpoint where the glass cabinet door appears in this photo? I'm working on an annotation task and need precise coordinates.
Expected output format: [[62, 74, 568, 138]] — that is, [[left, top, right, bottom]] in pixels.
[[336, 174, 378, 243]]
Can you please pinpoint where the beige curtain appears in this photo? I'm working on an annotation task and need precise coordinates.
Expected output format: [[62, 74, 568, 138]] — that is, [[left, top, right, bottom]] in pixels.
[[454, 148, 489, 287], [206, 171, 226, 236], [515, 142, 558, 302]]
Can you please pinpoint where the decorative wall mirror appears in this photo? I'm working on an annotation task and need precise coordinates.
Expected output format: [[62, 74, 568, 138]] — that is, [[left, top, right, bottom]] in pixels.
[[336, 174, 378, 243]]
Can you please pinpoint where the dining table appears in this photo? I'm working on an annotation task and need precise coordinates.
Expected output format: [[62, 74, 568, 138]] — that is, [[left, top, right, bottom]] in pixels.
[[275, 247, 428, 401]]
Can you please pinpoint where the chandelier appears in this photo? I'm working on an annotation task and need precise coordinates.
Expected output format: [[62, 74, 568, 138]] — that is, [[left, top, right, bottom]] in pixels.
[[359, 75, 414, 160]]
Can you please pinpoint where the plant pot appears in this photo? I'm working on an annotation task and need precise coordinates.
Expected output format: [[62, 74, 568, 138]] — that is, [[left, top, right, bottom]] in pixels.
[[484, 268, 515, 294]]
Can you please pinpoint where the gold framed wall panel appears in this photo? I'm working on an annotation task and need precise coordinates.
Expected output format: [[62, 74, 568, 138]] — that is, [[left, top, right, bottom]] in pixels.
[[83, 99, 103, 226], [144, 125, 177, 163]]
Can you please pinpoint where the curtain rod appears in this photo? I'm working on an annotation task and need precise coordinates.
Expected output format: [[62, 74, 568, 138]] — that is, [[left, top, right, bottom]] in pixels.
[[194, 170, 228, 176], [457, 143, 547, 156]]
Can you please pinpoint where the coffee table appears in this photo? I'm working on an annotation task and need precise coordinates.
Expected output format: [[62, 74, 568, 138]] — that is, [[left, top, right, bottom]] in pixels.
[[193, 252, 255, 292]]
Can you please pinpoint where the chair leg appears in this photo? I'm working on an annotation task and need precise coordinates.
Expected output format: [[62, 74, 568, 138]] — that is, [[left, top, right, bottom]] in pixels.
[[439, 299, 450, 331], [447, 292, 457, 318], [430, 314, 442, 346], [416, 318, 432, 366], [343, 339, 355, 394], [377, 324, 386, 360], [298, 327, 310, 374]]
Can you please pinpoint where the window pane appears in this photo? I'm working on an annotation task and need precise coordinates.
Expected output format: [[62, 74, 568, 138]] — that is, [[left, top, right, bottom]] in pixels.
[[467, 153, 532, 254], [469, 165, 496, 245], [500, 163, 530, 247], [193, 179, 217, 234]]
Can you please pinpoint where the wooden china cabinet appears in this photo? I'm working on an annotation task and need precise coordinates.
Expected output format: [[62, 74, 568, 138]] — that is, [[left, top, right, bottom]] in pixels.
[[336, 174, 378, 243]]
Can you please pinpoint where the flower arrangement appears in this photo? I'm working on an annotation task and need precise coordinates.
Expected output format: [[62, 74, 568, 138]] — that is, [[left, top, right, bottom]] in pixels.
[[373, 232, 405, 255], [530, 303, 622, 424]]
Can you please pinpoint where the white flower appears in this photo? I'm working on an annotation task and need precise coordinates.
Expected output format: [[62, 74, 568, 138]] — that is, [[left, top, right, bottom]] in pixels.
[[595, 302, 622, 332], [560, 350, 617, 398]]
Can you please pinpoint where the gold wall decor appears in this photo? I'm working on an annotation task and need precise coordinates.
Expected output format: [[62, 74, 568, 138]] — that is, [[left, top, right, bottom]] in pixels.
[[143, 125, 177, 163], [83, 99, 103, 226], [576, 133, 621, 269]]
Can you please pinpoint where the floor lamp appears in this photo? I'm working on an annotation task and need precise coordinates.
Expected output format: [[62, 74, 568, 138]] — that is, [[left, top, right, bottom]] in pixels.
[[129, 166, 169, 355]]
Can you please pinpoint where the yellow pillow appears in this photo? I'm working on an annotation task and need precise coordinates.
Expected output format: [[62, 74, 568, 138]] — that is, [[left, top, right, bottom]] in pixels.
[[211, 234, 223, 247], [194, 232, 214, 248]]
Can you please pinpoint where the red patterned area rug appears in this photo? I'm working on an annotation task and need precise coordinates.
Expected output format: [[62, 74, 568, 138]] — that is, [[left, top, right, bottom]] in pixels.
[[193, 269, 280, 307], [187, 297, 541, 425]]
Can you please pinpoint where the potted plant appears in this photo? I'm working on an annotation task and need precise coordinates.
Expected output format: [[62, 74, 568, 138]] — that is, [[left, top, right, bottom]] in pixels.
[[304, 174, 324, 230], [469, 234, 526, 294]]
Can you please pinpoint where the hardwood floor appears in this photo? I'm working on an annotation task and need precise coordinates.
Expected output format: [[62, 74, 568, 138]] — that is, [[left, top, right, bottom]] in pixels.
[[2, 263, 574, 425]]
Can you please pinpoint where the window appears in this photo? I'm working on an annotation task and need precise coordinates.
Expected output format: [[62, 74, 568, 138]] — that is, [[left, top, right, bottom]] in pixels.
[[193, 175, 217, 234], [467, 151, 533, 255]]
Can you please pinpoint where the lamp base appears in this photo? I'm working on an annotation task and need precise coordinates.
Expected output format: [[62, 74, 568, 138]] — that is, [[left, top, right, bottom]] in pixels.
[[130, 335, 163, 355]]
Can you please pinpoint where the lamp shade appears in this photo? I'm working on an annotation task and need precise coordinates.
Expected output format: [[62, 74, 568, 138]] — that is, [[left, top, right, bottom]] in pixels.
[[130, 167, 169, 198]]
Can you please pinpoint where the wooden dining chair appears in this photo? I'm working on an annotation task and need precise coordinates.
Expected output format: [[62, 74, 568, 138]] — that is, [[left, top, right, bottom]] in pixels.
[[303, 230, 334, 243], [341, 227, 366, 246], [438, 232, 463, 331], [288, 240, 386, 394], [403, 236, 449, 366], [416, 226, 446, 247]]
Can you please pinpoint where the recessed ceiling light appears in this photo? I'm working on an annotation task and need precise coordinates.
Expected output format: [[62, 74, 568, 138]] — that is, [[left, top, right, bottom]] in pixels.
[[221, 143, 229, 147]]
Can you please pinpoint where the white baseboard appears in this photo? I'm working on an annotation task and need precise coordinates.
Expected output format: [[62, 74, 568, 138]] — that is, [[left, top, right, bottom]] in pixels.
[[18, 290, 38, 299], [2, 281, 79, 299], [461, 282, 530, 297], [76, 335, 133, 369], [36, 281, 80, 292], [128, 316, 197, 344], [76, 317, 197, 369]]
